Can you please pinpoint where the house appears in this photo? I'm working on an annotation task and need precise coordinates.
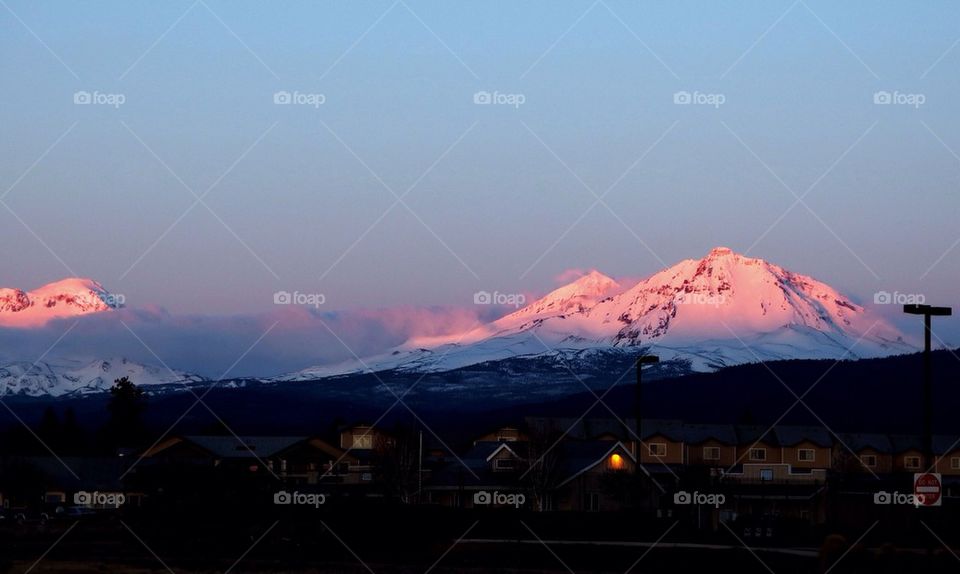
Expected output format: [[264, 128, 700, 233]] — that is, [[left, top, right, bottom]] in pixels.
[[638, 420, 686, 467], [679, 424, 738, 467], [775, 426, 833, 470], [932, 436, 960, 476], [734, 425, 782, 466], [425, 441, 528, 508], [889, 435, 926, 473], [836, 433, 894, 474], [552, 441, 638, 512]]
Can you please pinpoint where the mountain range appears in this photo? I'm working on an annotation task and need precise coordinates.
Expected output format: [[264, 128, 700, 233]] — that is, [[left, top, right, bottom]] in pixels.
[[280, 247, 913, 379], [0, 248, 916, 395]]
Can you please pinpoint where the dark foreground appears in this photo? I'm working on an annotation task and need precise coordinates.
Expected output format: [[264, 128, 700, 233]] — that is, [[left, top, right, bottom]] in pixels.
[[2, 507, 958, 574]]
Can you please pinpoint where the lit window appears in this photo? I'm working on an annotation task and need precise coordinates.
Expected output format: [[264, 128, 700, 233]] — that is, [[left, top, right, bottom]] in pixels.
[[353, 433, 373, 449], [749, 448, 766, 461], [703, 447, 721, 460], [609, 453, 624, 470], [648, 443, 667, 457], [798, 449, 815, 462]]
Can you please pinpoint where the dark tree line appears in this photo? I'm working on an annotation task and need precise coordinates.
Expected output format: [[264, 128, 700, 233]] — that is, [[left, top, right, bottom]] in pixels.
[[0, 376, 148, 456]]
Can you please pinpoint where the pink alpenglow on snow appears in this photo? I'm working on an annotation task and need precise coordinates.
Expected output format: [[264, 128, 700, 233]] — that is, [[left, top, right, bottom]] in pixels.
[[0, 278, 122, 327], [286, 247, 914, 378]]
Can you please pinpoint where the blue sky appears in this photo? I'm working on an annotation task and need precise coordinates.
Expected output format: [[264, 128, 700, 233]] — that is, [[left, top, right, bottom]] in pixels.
[[2, 0, 959, 344]]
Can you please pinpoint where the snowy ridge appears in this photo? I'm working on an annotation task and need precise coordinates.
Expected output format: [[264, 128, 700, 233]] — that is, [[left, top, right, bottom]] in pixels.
[[278, 247, 914, 380], [0, 278, 121, 327], [0, 357, 208, 397]]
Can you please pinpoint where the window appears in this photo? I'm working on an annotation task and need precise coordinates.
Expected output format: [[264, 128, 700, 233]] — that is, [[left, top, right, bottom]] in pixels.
[[648, 443, 667, 457], [749, 448, 767, 461], [493, 458, 517, 471], [587, 492, 601, 512], [352, 433, 373, 449], [797, 449, 816, 462], [952, 457, 960, 470], [862, 455, 877, 468], [703, 447, 721, 460], [759, 469, 774, 481], [904, 456, 921, 470]]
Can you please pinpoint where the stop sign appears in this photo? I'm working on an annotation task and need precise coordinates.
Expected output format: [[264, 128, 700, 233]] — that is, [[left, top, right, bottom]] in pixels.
[[914, 473, 942, 507]]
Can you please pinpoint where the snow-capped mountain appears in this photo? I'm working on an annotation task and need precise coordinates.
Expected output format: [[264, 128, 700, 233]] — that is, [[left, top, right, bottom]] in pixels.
[[0, 357, 208, 397], [280, 247, 914, 379], [0, 278, 122, 327]]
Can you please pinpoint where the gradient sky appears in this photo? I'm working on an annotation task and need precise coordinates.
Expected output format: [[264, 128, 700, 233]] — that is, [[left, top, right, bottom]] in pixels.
[[2, 1, 960, 342]]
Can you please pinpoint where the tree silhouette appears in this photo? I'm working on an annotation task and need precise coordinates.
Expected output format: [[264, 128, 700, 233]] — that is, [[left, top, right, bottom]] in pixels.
[[102, 376, 148, 451], [37, 406, 62, 451], [61, 407, 85, 454]]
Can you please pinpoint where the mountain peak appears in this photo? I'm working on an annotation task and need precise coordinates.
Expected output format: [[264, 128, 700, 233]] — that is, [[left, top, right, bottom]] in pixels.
[[706, 246, 736, 257], [0, 278, 121, 327], [498, 270, 620, 325]]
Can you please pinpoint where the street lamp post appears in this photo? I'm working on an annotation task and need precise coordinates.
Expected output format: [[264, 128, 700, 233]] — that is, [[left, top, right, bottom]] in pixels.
[[903, 304, 952, 469], [635, 354, 660, 450]]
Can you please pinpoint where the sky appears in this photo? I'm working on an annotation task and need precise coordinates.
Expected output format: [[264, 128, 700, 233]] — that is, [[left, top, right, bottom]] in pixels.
[[2, 1, 960, 372]]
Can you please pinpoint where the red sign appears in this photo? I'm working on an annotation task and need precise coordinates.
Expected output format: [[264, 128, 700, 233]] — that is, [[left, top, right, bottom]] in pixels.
[[914, 473, 942, 507]]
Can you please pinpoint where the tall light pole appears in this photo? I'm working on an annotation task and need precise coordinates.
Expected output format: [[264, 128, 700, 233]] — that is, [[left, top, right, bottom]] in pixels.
[[903, 304, 952, 468], [635, 355, 660, 450]]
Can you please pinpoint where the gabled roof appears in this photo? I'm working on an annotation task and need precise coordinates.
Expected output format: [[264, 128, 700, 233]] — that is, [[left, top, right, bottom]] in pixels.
[[484, 442, 521, 462], [774, 426, 833, 447], [670, 423, 738, 445], [933, 435, 960, 455], [889, 434, 924, 453], [556, 441, 635, 487], [838, 433, 893, 453], [736, 425, 779, 446]]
